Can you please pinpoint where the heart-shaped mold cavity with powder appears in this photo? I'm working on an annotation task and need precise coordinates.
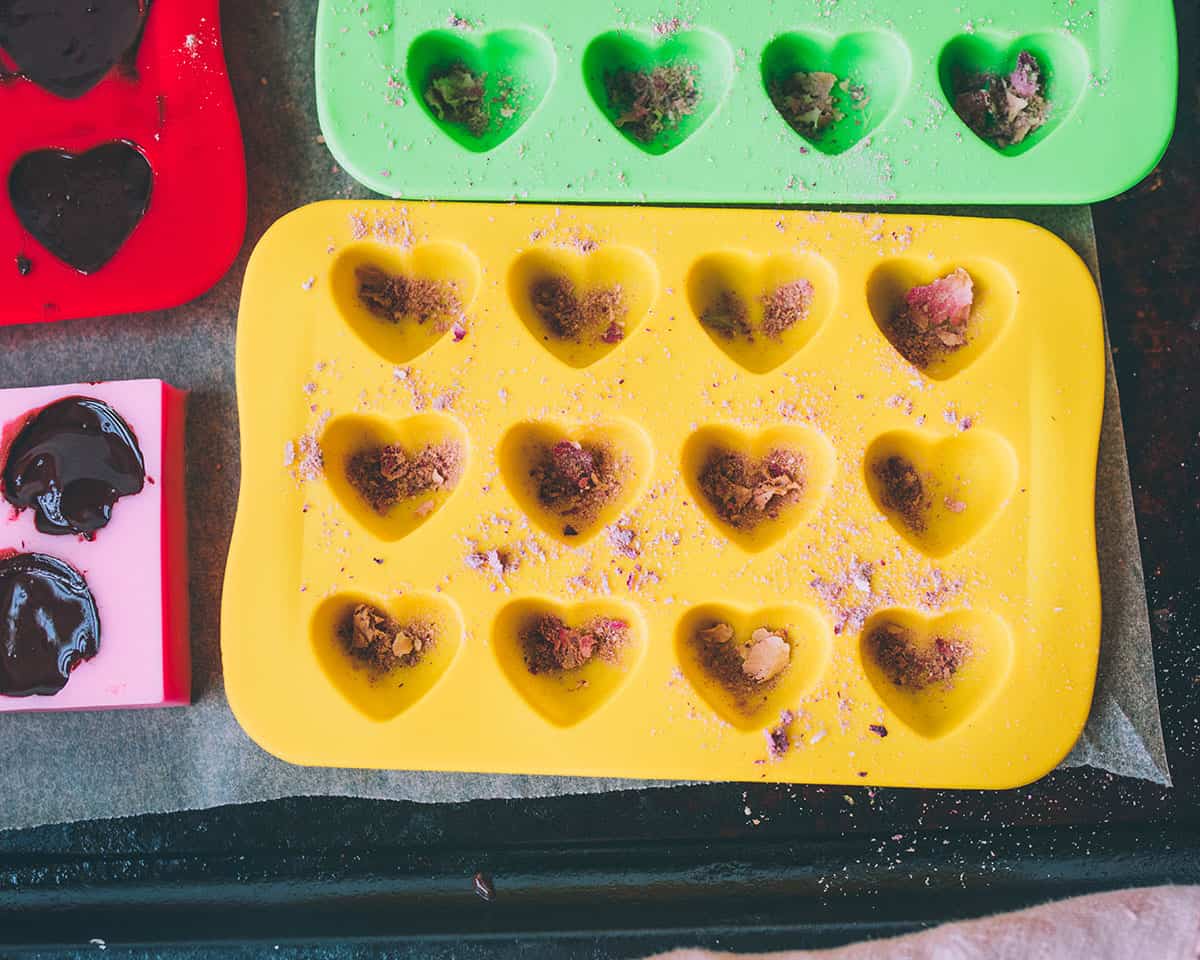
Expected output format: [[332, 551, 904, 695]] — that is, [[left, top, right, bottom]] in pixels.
[[938, 31, 1088, 156], [686, 249, 836, 374], [675, 603, 830, 730], [760, 30, 911, 155], [509, 244, 659, 369], [493, 597, 645, 727], [866, 257, 1016, 380], [330, 241, 481, 365], [864, 428, 1017, 558], [311, 591, 463, 722], [582, 27, 734, 155], [320, 412, 470, 542], [406, 27, 556, 153], [498, 418, 653, 545], [860, 608, 1012, 739], [8, 141, 152, 274], [0, 0, 149, 99], [682, 423, 834, 553]]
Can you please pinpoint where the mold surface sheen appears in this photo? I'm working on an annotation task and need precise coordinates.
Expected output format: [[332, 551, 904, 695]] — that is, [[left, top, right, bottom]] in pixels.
[[406, 27, 556, 153], [311, 592, 463, 722], [493, 597, 645, 727], [860, 608, 1012, 739], [320, 412, 470, 542], [675, 602, 830, 730], [508, 243, 659, 369], [760, 30, 911, 155]]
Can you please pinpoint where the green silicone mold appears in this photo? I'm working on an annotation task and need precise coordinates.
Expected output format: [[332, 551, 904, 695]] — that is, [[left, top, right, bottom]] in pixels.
[[315, 1, 1177, 204]]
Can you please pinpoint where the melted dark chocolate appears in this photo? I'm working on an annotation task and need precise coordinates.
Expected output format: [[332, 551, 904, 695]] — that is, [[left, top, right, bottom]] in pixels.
[[0, 0, 148, 99], [0, 552, 100, 697], [8, 141, 152, 274], [3, 396, 145, 538]]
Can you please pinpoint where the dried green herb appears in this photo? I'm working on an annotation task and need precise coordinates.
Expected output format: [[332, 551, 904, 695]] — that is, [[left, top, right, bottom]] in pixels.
[[605, 63, 700, 143], [952, 50, 1050, 148], [424, 61, 489, 137]]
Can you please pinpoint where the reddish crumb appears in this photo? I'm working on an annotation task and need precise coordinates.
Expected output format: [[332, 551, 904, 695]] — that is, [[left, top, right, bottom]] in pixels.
[[867, 622, 973, 690], [346, 440, 463, 515], [521, 614, 629, 674], [760, 279, 814, 338], [698, 447, 805, 530], [766, 709, 797, 760], [869, 723, 889, 737]]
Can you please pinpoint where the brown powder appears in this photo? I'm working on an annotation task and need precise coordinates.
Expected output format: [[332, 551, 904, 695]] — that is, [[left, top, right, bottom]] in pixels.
[[337, 603, 437, 675], [521, 614, 629, 675], [346, 440, 463, 515], [356, 264, 462, 329], [760, 279, 814, 339], [698, 447, 805, 530], [873, 455, 930, 533], [530, 274, 627, 343], [866, 622, 973, 690], [693, 621, 792, 712], [530, 440, 625, 536]]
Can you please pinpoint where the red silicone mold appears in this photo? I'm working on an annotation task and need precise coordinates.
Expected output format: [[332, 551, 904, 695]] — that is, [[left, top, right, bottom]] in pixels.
[[0, 0, 246, 325]]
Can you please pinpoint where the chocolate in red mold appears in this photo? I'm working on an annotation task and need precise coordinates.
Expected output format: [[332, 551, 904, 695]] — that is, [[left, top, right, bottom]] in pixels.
[[3, 395, 145, 537], [0, 0, 149, 99], [0, 552, 100, 696], [8, 140, 152, 274]]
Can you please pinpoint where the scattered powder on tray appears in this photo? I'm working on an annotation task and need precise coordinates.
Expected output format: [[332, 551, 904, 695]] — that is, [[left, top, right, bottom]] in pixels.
[[768, 71, 844, 135], [693, 621, 792, 709], [952, 50, 1050, 148], [337, 603, 436, 674], [531, 440, 625, 536], [698, 448, 805, 530], [530, 274, 627, 343], [521, 614, 629, 674], [356, 264, 462, 329], [866, 621, 973, 690], [346, 440, 463, 515], [886, 268, 975, 369], [605, 63, 700, 144], [873, 454, 930, 533]]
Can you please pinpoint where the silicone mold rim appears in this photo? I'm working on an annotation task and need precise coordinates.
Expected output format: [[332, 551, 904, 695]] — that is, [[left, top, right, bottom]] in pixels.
[[0, 0, 247, 325], [224, 201, 1103, 789]]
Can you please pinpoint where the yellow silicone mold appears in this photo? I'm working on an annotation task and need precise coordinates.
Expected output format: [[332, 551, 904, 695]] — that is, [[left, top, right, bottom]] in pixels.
[[223, 201, 1104, 789]]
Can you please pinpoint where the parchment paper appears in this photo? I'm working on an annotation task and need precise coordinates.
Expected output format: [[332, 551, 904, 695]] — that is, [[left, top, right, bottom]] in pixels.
[[0, 4, 1167, 832]]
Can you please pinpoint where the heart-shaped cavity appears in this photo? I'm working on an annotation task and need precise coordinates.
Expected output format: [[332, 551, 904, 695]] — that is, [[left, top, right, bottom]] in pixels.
[[582, 27, 734, 155], [675, 603, 830, 730], [686, 249, 836, 374], [508, 244, 659, 369], [330, 241, 481, 364], [8, 141, 152, 274], [864, 429, 1017, 558], [0, 0, 148, 99], [493, 597, 645, 727], [311, 592, 463, 722], [498, 419, 652, 545], [760, 30, 911, 155], [320, 412, 470, 542], [866, 257, 1016, 379], [406, 27, 555, 153], [860, 608, 1012, 738], [682, 423, 834, 553], [938, 32, 1088, 156]]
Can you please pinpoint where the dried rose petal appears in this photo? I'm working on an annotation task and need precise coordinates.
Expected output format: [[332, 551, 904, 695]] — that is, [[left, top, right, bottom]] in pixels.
[[905, 268, 974, 329]]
